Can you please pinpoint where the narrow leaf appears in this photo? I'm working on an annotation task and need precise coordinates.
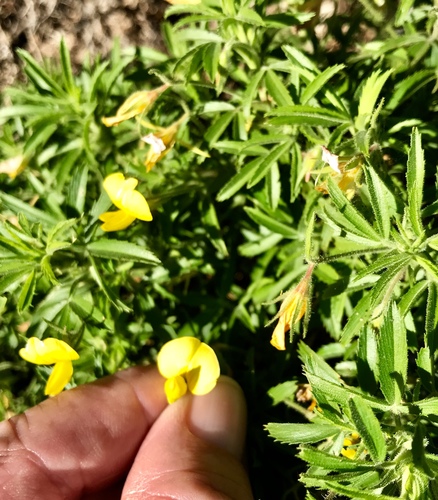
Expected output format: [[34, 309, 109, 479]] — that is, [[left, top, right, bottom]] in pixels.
[[248, 141, 291, 188], [265, 70, 294, 106], [266, 423, 339, 445], [216, 156, 265, 201], [301, 64, 345, 105], [363, 165, 391, 239], [406, 128, 425, 237], [87, 240, 160, 265]]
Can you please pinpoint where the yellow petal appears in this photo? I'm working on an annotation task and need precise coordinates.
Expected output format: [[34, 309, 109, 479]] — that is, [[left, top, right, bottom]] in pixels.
[[120, 189, 153, 221], [164, 375, 188, 404], [99, 210, 136, 231], [45, 361, 73, 396], [270, 318, 286, 351], [103, 173, 138, 208], [157, 337, 201, 379], [19, 337, 79, 365], [101, 86, 169, 127], [186, 342, 220, 396], [341, 448, 357, 460]]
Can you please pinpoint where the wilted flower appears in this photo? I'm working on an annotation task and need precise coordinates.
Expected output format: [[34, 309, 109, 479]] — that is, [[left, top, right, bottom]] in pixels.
[[19, 337, 79, 396], [321, 146, 340, 173], [0, 155, 28, 179], [99, 172, 152, 231], [267, 264, 315, 350], [142, 115, 186, 172], [102, 84, 169, 127], [157, 336, 220, 404]]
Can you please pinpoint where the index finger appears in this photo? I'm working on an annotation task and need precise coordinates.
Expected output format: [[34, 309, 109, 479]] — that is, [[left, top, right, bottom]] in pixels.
[[0, 365, 167, 498]]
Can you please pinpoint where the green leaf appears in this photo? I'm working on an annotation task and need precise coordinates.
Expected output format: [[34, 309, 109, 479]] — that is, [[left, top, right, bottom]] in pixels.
[[417, 347, 433, 392], [355, 70, 392, 131], [201, 201, 228, 257], [425, 283, 438, 355], [416, 397, 438, 416], [17, 49, 67, 98], [17, 269, 36, 313], [406, 128, 425, 237], [348, 395, 386, 462], [204, 111, 235, 145], [363, 165, 391, 239], [341, 255, 411, 344], [87, 240, 160, 265], [0, 269, 31, 294], [265, 70, 294, 106], [266, 423, 339, 445], [70, 296, 106, 325], [248, 141, 292, 188], [0, 192, 60, 227], [238, 233, 283, 257], [303, 477, 398, 500], [386, 70, 435, 111], [203, 43, 221, 82], [59, 38, 76, 96], [268, 105, 349, 127], [216, 156, 265, 201], [357, 325, 379, 394], [267, 380, 298, 405], [0, 260, 36, 276], [378, 303, 407, 405], [245, 207, 298, 238], [301, 64, 345, 105], [395, 0, 415, 26], [299, 446, 376, 471], [399, 280, 428, 317], [327, 177, 382, 242], [241, 68, 265, 117]]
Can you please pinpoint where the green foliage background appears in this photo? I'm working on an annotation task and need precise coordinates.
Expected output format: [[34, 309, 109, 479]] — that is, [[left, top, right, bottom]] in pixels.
[[2, 0, 438, 497]]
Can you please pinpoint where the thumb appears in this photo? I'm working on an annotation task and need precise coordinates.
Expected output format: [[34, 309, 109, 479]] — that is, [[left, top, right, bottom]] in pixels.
[[122, 376, 253, 499]]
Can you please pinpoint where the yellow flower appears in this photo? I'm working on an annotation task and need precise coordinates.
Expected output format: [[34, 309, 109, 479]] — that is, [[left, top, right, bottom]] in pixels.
[[19, 337, 79, 397], [99, 172, 152, 232], [341, 447, 357, 460], [268, 264, 315, 350], [101, 84, 169, 127], [142, 115, 186, 172], [157, 337, 220, 404], [0, 155, 28, 179]]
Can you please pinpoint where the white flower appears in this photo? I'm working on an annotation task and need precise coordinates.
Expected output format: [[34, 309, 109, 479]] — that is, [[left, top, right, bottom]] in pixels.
[[322, 146, 340, 173], [141, 134, 166, 154]]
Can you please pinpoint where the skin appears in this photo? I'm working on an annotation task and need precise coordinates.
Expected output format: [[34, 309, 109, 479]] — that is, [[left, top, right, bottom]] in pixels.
[[0, 366, 253, 499]]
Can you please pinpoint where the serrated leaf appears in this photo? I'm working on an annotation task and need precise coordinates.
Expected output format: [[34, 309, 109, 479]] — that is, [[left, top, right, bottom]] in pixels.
[[267, 380, 298, 405], [303, 478, 398, 500], [378, 303, 407, 405], [386, 70, 435, 111], [87, 240, 160, 265], [341, 255, 411, 344], [416, 397, 438, 416], [17, 269, 36, 313], [248, 141, 291, 188], [327, 177, 381, 242], [241, 68, 265, 117], [265, 70, 294, 106], [67, 164, 88, 215], [0, 269, 31, 294], [399, 280, 428, 317], [266, 423, 339, 445], [406, 128, 425, 237], [268, 105, 348, 127], [238, 233, 283, 257], [0, 260, 36, 276], [357, 325, 379, 394], [425, 282, 438, 355], [348, 395, 386, 462], [203, 43, 221, 82], [355, 70, 392, 131], [0, 192, 60, 227], [70, 296, 106, 324], [417, 347, 433, 392], [245, 207, 298, 238], [301, 64, 345, 105], [363, 165, 391, 239], [299, 446, 376, 471], [59, 38, 76, 96]]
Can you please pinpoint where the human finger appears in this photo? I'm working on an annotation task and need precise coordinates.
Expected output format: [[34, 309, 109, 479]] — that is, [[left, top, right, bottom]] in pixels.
[[122, 376, 253, 499], [0, 366, 167, 498]]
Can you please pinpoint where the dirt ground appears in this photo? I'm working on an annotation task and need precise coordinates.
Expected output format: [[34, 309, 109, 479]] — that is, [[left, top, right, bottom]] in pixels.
[[0, 0, 166, 90]]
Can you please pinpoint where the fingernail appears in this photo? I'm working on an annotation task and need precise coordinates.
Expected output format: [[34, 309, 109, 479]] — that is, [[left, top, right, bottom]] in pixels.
[[188, 376, 247, 459]]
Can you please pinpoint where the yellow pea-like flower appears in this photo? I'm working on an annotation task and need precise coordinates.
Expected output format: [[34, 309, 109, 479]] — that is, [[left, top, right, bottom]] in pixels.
[[19, 337, 79, 397], [101, 85, 169, 127], [267, 264, 315, 351], [157, 337, 220, 404], [99, 172, 152, 232]]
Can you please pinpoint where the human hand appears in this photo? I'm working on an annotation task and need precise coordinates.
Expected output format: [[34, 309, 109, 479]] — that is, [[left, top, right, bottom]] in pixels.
[[0, 366, 253, 499]]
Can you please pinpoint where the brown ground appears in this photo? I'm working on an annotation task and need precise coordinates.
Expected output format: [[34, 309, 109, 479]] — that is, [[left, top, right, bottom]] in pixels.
[[0, 0, 166, 90]]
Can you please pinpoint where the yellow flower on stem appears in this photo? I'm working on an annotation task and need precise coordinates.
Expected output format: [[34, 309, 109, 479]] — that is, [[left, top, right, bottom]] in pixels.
[[267, 264, 315, 350], [99, 172, 152, 232], [19, 337, 79, 397], [157, 337, 220, 404], [101, 84, 169, 127]]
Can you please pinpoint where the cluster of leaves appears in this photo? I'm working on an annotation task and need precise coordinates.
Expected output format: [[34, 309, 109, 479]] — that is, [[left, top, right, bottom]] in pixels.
[[2, 0, 438, 497]]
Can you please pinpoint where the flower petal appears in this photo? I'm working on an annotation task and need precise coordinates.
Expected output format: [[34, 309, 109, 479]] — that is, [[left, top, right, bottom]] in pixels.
[[19, 337, 79, 365], [157, 337, 201, 379], [164, 375, 188, 404], [45, 361, 73, 396], [270, 318, 286, 350], [99, 210, 136, 231], [186, 342, 220, 396], [103, 173, 138, 208], [120, 189, 153, 221]]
